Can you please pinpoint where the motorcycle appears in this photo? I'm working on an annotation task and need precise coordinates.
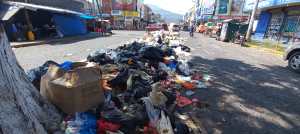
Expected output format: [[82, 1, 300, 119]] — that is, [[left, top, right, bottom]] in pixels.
[[234, 31, 246, 46]]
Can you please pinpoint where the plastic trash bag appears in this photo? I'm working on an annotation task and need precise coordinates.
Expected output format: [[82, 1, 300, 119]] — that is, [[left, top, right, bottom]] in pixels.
[[59, 61, 73, 71], [177, 61, 191, 76], [179, 45, 191, 52], [173, 119, 189, 134], [65, 112, 97, 134], [126, 70, 152, 100], [142, 47, 164, 63], [157, 111, 174, 134], [26, 60, 59, 90], [159, 62, 171, 72], [87, 50, 113, 65], [142, 97, 161, 127]]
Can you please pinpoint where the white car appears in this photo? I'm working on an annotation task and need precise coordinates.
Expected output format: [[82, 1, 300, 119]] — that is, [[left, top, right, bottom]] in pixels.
[[284, 43, 300, 73]]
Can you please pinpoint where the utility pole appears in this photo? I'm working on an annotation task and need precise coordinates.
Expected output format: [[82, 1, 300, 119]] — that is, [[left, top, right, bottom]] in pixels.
[[246, 0, 259, 41], [95, 0, 102, 18]]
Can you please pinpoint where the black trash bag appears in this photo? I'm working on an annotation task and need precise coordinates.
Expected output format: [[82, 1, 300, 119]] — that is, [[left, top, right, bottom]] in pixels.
[[163, 48, 176, 57], [101, 104, 133, 124], [101, 103, 147, 133], [162, 90, 177, 107], [157, 36, 163, 44], [152, 70, 168, 83], [142, 47, 164, 63], [132, 79, 152, 100], [87, 51, 113, 64], [126, 71, 153, 101], [179, 45, 191, 52], [26, 60, 59, 90], [125, 104, 148, 125], [174, 119, 190, 134], [117, 41, 144, 52], [108, 68, 129, 90], [126, 41, 144, 52]]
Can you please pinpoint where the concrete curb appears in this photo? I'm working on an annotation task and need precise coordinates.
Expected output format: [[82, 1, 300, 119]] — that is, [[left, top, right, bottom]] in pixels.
[[11, 33, 104, 48], [11, 40, 51, 48]]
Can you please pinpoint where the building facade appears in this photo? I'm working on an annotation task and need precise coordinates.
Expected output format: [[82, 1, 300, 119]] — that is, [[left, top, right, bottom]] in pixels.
[[194, 0, 248, 23], [245, 0, 300, 44], [106, 0, 144, 30]]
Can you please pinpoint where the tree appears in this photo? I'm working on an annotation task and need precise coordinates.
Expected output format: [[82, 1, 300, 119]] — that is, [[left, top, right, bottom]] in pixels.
[[0, 23, 62, 133]]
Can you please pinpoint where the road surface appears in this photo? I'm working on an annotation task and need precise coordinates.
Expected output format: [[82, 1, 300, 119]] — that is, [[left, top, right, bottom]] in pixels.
[[13, 31, 300, 134], [186, 33, 300, 134], [13, 30, 145, 70]]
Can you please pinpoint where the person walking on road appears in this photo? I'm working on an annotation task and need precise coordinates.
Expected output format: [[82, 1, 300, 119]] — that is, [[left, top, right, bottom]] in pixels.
[[189, 24, 194, 37]]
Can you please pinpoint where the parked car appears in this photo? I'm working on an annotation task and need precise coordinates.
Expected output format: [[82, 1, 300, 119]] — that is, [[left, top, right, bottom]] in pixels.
[[284, 43, 300, 73]]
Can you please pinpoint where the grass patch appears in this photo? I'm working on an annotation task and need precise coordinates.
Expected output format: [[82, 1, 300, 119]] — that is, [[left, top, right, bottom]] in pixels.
[[245, 39, 285, 52]]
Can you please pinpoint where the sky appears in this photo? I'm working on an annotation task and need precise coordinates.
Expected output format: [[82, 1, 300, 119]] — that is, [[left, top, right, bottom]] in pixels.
[[144, 0, 193, 15]]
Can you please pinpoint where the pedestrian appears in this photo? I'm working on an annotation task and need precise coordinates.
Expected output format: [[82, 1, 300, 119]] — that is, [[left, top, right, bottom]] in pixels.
[[11, 23, 19, 41], [189, 24, 194, 37]]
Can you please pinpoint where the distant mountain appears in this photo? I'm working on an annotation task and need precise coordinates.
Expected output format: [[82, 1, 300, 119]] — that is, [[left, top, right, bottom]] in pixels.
[[147, 4, 182, 23]]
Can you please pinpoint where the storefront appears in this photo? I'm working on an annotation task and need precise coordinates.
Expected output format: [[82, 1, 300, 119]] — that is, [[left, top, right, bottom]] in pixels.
[[256, 6, 300, 44], [2, 2, 90, 41], [245, 0, 300, 44]]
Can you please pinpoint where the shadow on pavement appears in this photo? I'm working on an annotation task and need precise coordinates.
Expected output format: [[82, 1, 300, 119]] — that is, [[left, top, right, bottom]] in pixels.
[[189, 56, 300, 134]]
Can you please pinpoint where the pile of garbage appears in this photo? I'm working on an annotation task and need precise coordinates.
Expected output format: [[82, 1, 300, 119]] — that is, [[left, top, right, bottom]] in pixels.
[[27, 31, 211, 134]]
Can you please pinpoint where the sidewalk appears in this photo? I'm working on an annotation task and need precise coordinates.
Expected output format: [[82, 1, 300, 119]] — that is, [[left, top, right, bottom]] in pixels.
[[11, 32, 103, 48]]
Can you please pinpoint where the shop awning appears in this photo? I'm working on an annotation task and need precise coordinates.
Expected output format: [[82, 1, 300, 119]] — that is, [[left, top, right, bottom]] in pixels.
[[1, 1, 86, 21], [7, 1, 82, 15], [0, 3, 20, 21], [80, 14, 96, 19]]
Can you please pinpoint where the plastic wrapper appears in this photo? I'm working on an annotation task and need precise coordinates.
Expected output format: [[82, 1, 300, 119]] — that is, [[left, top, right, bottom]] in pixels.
[[157, 111, 174, 134], [142, 97, 161, 128]]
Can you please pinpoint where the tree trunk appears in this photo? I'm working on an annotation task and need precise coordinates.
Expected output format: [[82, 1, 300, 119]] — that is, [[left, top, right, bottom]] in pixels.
[[0, 24, 62, 133]]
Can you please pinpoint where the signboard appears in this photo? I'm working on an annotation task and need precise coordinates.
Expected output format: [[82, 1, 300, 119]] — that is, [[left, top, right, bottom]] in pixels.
[[113, 16, 124, 20], [112, 10, 122, 16], [200, 0, 215, 15], [112, 0, 137, 10], [102, 0, 112, 14], [112, 0, 123, 10], [231, 0, 244, 15], [124, 0, 137, 10], [216, 15, 248, 20], [218, 0, 230, 15], [122, 11, 139, 17]]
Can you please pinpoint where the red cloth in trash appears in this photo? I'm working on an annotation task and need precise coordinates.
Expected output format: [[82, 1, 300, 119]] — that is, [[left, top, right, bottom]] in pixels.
[[97, 119, 121, 134], [144, 123, 159, 134], [182, 82, 196, 90], [176, 96, 193, 107]]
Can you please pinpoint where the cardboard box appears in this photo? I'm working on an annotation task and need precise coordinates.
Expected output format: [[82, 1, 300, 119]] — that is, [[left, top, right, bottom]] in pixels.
[[41, 62, 104, 114]]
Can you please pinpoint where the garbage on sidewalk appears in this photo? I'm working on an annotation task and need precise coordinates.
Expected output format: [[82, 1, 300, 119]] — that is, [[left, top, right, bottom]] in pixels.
[[29, 31, 212, 134]]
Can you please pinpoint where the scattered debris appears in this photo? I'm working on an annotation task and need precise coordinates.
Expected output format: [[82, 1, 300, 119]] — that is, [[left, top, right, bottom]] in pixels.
[[29, 31, 212, 133]]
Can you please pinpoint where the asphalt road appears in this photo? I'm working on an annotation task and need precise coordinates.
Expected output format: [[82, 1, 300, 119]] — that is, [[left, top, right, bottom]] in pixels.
[[13, 30, 145, 70], [13, 31, 300, 134], [186, 33, 300, 134]]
